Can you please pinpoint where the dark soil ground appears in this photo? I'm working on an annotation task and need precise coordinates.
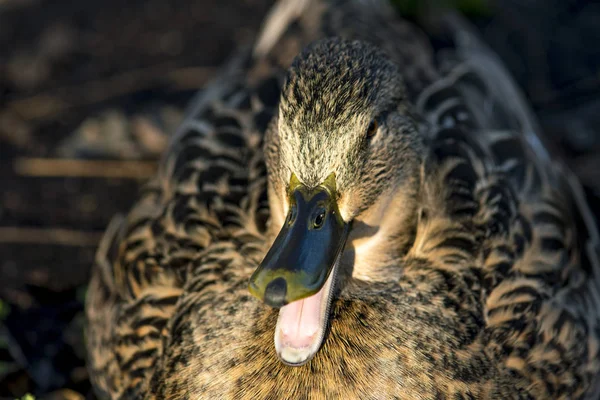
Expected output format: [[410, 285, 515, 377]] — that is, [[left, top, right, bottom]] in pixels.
[[1, 0, 599, 398]]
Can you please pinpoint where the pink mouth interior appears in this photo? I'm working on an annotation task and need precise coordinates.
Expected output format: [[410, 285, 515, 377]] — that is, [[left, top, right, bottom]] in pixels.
[[277, 284, 326, 348]]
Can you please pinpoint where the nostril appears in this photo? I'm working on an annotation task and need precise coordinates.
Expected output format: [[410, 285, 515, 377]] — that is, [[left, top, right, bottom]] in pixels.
[[312, 208, 326, 229], [288, 205, 298, 225]]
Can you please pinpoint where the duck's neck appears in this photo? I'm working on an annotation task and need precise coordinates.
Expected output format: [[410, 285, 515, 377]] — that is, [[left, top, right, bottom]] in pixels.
[[344, 177, 420, 282]]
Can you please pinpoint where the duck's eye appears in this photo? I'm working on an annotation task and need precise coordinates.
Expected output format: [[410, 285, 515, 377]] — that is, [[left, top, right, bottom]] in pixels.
[[366, 119, 378, 139], [311, 207, 327, 230]]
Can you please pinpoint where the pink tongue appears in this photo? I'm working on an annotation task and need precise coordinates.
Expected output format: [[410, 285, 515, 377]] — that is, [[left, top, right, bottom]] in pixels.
[[277, 285, 326, 348]]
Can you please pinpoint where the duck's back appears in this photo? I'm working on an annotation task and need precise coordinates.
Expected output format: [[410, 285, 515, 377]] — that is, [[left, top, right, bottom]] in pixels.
[[85, 1, 600, 399], [408, 11, 600, 399]]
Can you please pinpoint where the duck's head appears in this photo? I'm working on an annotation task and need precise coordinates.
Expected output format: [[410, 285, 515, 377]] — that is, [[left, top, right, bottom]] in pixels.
[[249, 38, 424, 365]]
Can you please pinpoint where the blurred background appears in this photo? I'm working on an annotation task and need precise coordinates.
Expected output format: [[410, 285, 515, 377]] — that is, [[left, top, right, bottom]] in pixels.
[[0, 0, 599, 398]]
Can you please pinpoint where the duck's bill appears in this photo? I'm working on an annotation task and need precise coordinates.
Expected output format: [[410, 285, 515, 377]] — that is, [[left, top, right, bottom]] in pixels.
[[248, 173, 349, 365]]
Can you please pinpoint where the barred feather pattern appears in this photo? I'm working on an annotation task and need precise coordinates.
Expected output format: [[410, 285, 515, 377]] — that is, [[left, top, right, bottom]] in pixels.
[[86, 0, 600, 399]]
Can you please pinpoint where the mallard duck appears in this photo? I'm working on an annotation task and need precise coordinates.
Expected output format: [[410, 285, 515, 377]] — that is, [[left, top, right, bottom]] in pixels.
[[85, 0, 600, 398]]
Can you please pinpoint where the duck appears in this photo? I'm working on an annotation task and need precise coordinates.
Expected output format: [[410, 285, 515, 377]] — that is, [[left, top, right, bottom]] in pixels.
[[85, 0, 600, 398]]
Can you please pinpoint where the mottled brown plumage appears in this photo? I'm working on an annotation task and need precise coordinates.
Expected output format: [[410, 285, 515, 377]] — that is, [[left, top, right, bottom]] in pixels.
[[86, 0, 600, 399]]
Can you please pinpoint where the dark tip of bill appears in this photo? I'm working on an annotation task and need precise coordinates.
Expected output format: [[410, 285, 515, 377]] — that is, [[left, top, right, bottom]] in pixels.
[[264, 277, 288, 308]]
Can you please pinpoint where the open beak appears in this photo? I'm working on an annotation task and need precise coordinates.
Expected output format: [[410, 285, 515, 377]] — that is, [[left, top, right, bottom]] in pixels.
[[248, 173, 350, 365]]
